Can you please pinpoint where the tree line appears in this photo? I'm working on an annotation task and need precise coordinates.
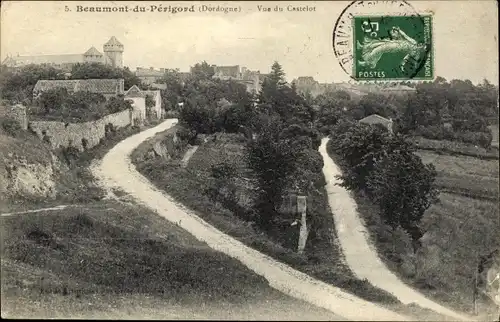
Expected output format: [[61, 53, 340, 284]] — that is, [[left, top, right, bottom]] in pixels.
[[312, 76, 498, 148], [0, 63, 154, 122]]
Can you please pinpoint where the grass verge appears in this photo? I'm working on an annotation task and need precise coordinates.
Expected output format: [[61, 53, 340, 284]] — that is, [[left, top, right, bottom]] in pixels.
[[1, 200, 341, 320]]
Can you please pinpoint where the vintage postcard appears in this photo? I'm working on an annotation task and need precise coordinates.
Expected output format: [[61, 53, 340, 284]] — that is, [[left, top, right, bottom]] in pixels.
[[1, 1, 499, 321]]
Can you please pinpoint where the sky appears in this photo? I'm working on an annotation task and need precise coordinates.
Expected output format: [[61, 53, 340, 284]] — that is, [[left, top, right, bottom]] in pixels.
[[1, 0, 498, 84]]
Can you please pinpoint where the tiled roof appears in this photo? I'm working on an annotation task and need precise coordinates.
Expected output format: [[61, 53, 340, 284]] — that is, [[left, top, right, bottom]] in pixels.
[[135, 68, 164, 77], [383, 85, 416, 91], [77, 79, 123, 93], [359, 114, 392, 125], [34, 79, 123, 94], [124, 85, 144, 98], [141, 90, 161, 96], [34, 80, 80, 92], [84, 46, 103, 56], [104, 36, 123, 47], [6, 54, 84, 66], [150, 83, 167, 90]]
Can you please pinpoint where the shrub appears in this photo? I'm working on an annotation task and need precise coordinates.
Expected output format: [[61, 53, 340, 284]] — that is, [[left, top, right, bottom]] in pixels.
[[176, 127, 197, 144], [60, 145, 81, 166], [105, 96, 132, 114], [1, 118, 22, 137], [415, 125, 455, 141], [455, 130, 493, 148]]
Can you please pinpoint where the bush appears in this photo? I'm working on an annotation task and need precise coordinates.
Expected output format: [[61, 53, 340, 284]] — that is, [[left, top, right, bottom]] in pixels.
[[1, 118, 22, 137], [176, 127, 197, 144], [60, 145, 81, 166], [455, 130, 493, 148], [105, 96, 132, 114], [415, 125, 455, 141]]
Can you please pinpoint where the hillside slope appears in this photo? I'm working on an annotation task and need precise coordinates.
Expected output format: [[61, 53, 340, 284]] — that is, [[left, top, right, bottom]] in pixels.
[[94, 119, 414, 321]]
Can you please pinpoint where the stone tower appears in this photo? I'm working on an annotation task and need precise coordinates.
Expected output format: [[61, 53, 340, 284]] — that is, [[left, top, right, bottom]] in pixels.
[[103, 36, 124, 68]]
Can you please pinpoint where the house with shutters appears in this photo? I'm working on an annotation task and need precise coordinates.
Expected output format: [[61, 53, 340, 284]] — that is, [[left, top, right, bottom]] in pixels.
[[33, 79, 125, 100]]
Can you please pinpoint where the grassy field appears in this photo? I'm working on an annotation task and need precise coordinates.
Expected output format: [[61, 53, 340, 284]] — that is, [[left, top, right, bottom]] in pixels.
[[416, 150, 499, 201], [327, 142, 500, 315], [1, 200, 341, 320], [412, 136, 499, 160], [416, 193, 499, 312]]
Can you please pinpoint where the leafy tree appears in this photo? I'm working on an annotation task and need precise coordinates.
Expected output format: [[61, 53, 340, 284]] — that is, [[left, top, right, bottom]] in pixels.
[[365, 146, 439, 243], [190, 61, 215, 80], [268, 61, 287, 89], [1, 117, 22, 137], [70, 63, 143, 89], [245, 115, 302, 229], [159, 69, 183, 111], [330, 120, 392, 191], [105, 96, 132, 114], [329, 121, 439, 243], [63, 91, 107, 120], [179, 100, 215, 135], [145, 94, 155, 108], [258, 61, 287, 107], [205, 162, 238, 206], [0, 64, 65, 104], [36, 88, 69, 114], [359, 93, 395, 119]]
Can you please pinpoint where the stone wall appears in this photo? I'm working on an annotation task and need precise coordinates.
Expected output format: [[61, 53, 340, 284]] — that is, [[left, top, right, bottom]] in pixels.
[[0, 104, 28, 130], [29, 109, 132, 151]]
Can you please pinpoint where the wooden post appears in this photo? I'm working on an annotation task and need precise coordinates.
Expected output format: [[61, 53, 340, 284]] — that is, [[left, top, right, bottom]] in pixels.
[[297, 196, 308, 254]]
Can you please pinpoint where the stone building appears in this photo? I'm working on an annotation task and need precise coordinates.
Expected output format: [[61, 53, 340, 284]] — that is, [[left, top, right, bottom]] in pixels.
[[1, 36, 124, 70], [135, 67, 165, 86], [33, 79, 125, 100], [380, 84, 416, 97], [124, 85, 163, 121], [358, 114, 394, 134], [212, 65, 267, 94]]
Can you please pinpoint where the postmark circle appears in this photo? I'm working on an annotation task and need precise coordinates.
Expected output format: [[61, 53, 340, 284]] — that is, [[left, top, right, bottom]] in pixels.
[[332, 1, 433, 81]]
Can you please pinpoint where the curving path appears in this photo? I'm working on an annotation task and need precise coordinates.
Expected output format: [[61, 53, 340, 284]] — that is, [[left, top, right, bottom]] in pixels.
[[319, 137, 472, 321], [91, 119, 409, 321]]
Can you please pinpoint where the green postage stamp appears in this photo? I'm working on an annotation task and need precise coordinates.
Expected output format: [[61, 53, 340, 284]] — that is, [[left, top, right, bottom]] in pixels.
[[352, 15, 433, 81]]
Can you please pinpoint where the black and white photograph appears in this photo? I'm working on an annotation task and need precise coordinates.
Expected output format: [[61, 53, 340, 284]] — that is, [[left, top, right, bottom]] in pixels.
[[0, 1, 499, 320]]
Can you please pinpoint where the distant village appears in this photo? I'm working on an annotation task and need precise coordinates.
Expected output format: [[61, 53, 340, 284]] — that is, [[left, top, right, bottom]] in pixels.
[[1, 35, 417, 102]]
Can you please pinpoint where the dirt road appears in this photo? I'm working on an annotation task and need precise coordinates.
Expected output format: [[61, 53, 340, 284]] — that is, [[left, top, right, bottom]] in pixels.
[[91, 119, 409, 321], [319, 138, 471, 321]]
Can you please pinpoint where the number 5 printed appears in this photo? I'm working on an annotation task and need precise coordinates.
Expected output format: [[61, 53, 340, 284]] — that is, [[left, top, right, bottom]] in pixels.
[[362, 21, 380, 37]]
